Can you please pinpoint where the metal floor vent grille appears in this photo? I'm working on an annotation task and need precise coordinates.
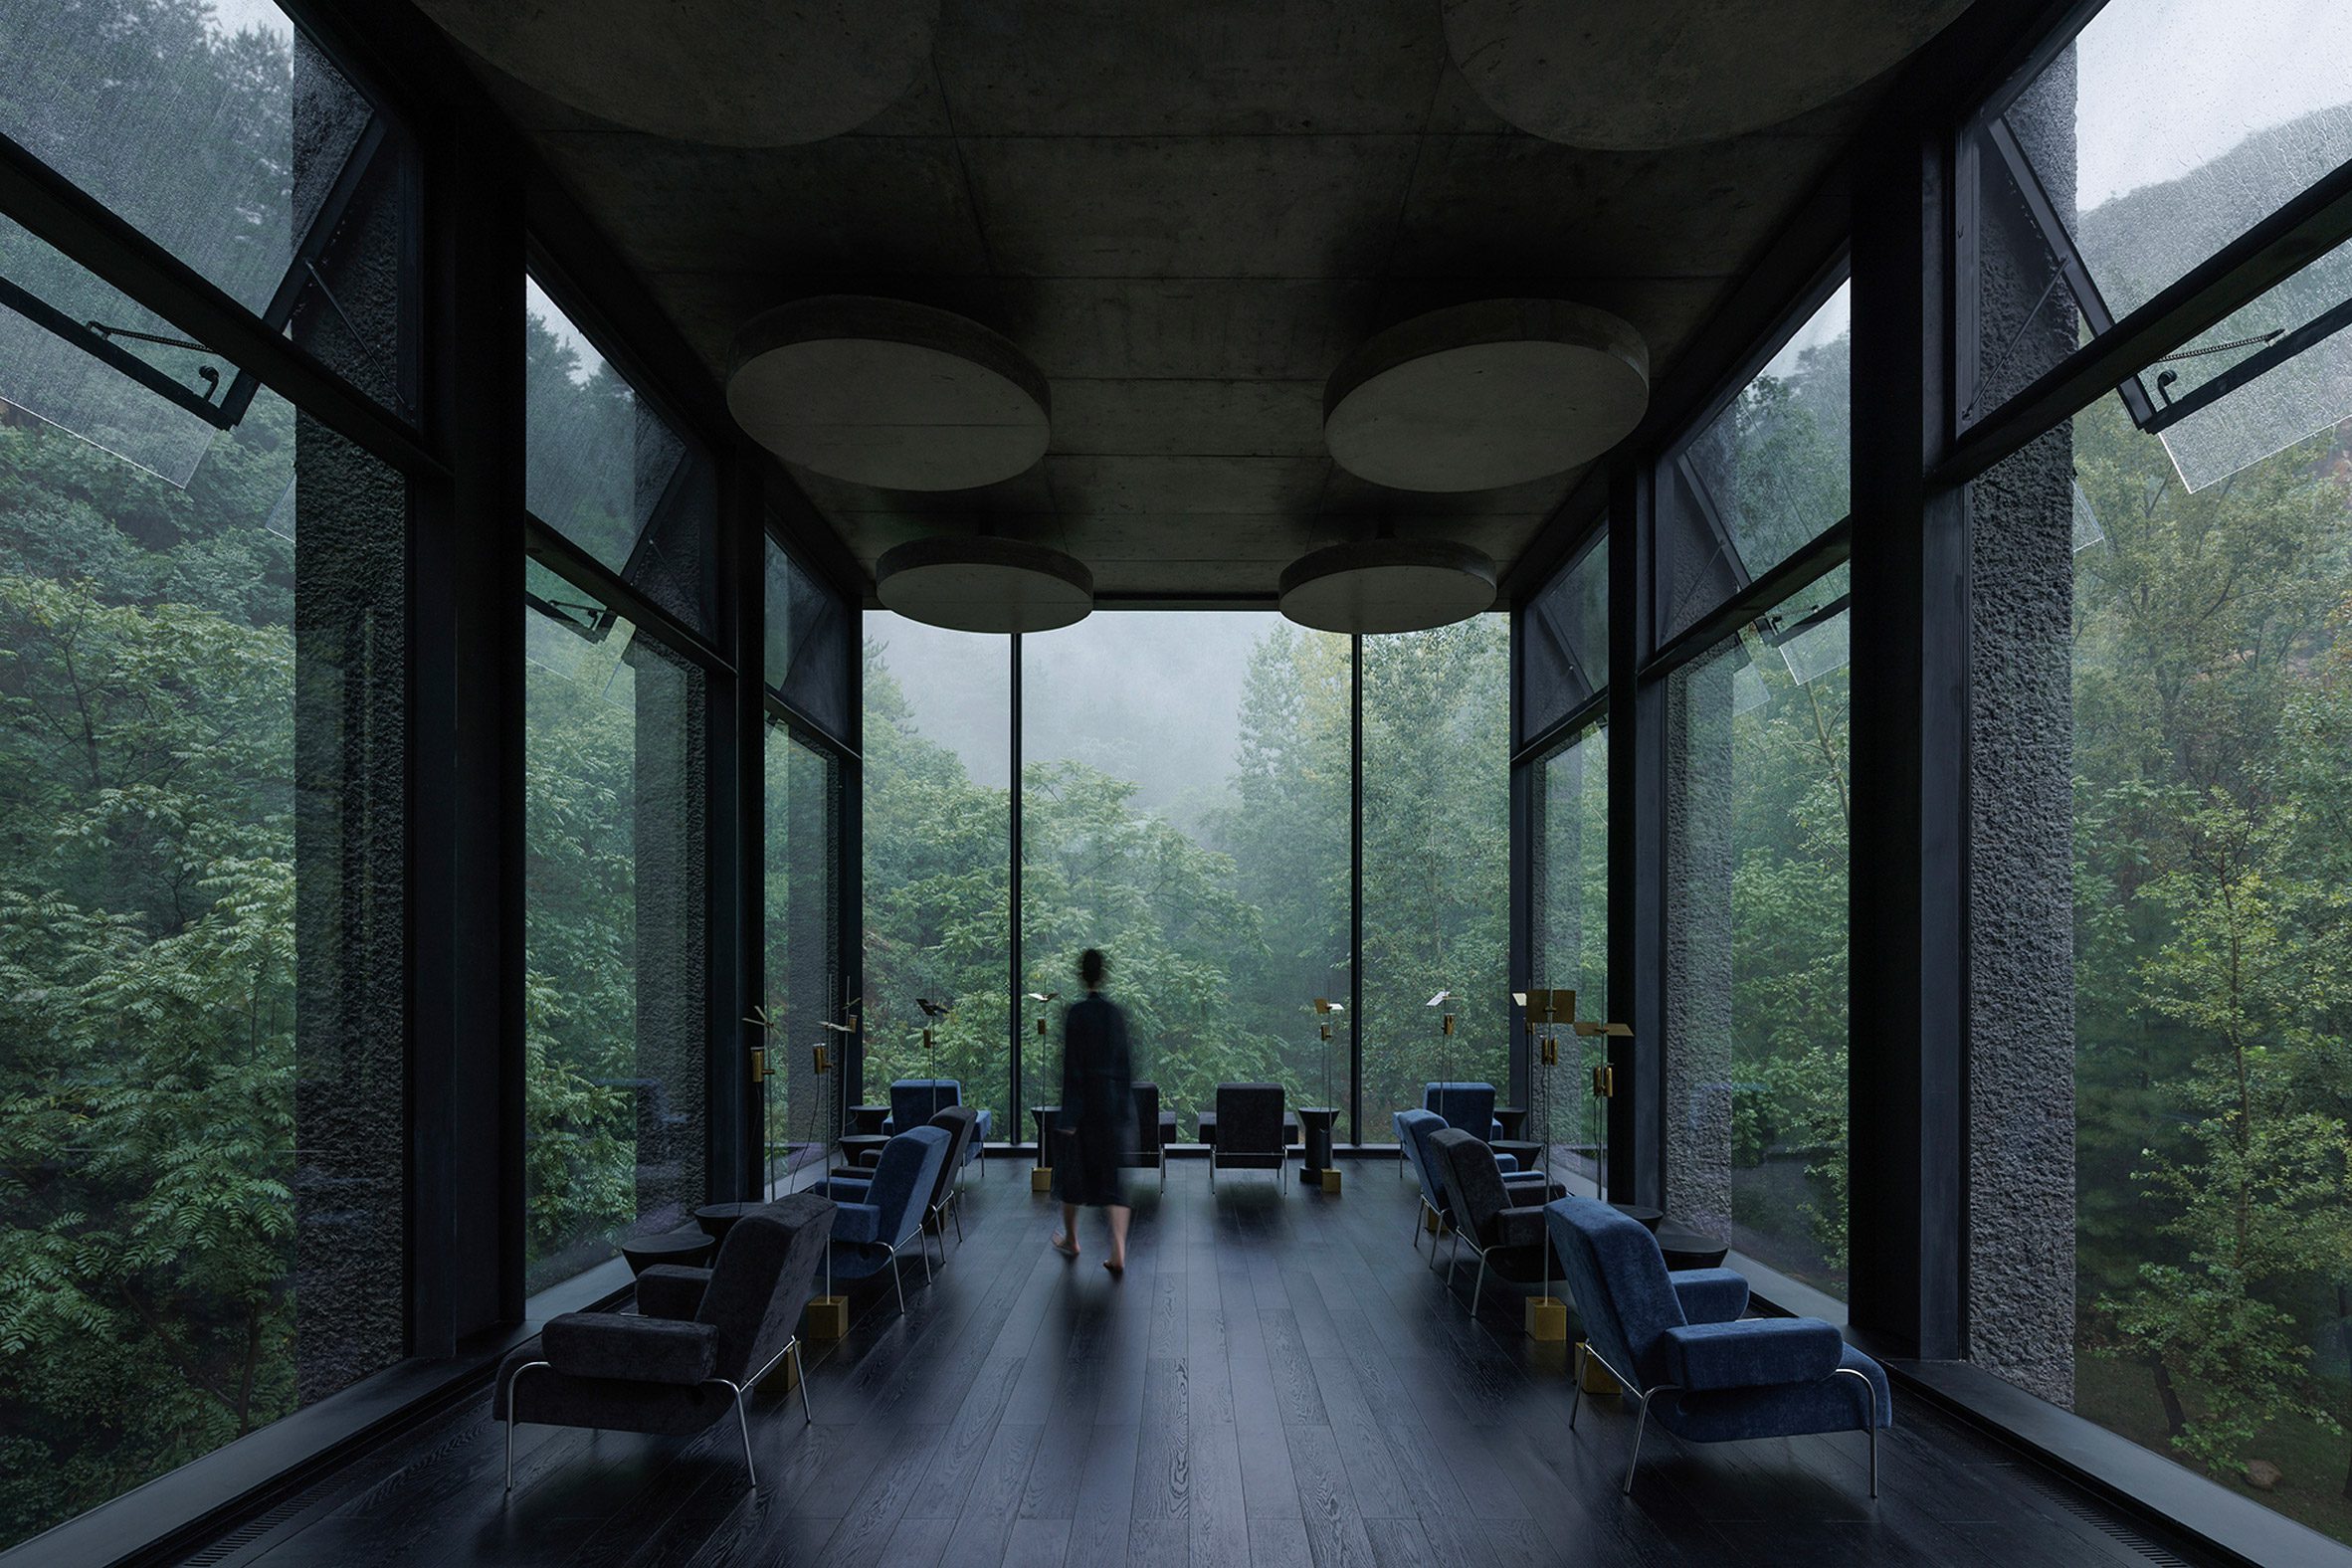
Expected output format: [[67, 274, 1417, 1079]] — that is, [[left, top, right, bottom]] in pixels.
[[2017, 1468, 2202, 1568]]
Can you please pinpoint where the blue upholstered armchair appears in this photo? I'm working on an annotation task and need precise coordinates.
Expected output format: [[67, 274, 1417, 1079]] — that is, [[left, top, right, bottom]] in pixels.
[[838, 1105, 978, 1262], [1544, 1197, 1892, 1495], [1397, 1108, 1557, 1262], [495, 1193, 833, 1491], [1429, 1127, 1560, 1314], [881, 1078, 992, 1165], [1423, 1081, 1504, 1140], [823, 1124, 951, 1314]]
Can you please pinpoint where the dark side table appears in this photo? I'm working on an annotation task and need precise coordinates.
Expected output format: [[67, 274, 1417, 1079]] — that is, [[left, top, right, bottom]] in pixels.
[[692, 1202, 762, 1243], [1655, 1222, 1729, 1270], [836, 1133, 889, 1171], [1494, 1105, 1530, 1140], [849, 1103, 890, 1136], [622, 1228, 712, 1276], [1491, 1138, 1545, 1172], [1296, 1106, 1339, 1185]]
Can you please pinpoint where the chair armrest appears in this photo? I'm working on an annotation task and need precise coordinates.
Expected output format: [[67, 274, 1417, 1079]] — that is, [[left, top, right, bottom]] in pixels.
[[542, 1312, 716, 1386], [854, 1148, 884, 1168], [1660, 1317, 1843, 1393], [636, 1265, 711, 1321], [822, 1176, 874, 1201], [831, 1201, 882, 1245], [1669, 1268, 1750, 1325], [1494, 1152, 1520, 1173], [1494, 1204, 1548, 1250]]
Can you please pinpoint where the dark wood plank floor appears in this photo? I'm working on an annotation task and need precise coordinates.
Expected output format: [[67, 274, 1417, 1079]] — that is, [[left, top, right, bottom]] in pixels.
[[199, 1160, 2213, 1568]]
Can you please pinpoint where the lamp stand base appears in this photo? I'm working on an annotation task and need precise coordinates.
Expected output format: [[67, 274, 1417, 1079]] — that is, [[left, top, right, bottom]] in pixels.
[[1525, 1296, 1568, 1342], [804, 1296, 850, 1341]]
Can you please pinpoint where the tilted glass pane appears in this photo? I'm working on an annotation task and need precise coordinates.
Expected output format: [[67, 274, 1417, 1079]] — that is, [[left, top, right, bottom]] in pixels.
[[766, 535, 853, 743], [1520, 529, 1608, 742], [0, 214, 236, 482], [1659, 282, 1851, 642], [0, 2, 409, 413], [524, 275, 714, 637]]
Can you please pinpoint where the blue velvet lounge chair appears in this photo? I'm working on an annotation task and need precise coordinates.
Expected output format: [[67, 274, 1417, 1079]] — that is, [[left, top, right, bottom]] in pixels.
[[823, 1123, 951, 1314], [1429, 1127, 1562, 1315], [882, 1078, 992, 1166], [1396, 1107, 1556, 1260], [841, 1104, 978, 1261], [1544, 1196, 1892, 1495], [495, 1192, 834, 1491]]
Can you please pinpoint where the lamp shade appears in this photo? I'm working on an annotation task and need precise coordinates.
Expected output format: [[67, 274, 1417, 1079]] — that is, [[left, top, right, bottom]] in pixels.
[[1277, 539, 1497, 635], [875, 537, 1093, 635]]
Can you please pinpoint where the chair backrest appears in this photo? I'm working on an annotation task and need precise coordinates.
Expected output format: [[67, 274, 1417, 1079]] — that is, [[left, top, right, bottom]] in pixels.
[[1129, 1082, 1162, 1161], [890, 1078, 962, 1129], [1215, 1082, 1284, 1154], [1402, 1108, 1461, 1215], [1424, 1081, 1496, 1135], [926, 1106, 979, 1207], [697, 1191, 835, 1382], [1396, 1107, 1445, 1194], [1543, 1196, 1685, 1389], [867, 1124, 953, 1250], [1428, 1128, 1512, 1245]]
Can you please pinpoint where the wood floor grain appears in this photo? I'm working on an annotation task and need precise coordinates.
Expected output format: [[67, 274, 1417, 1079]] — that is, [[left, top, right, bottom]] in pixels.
[[204, 1158, 2218, 1568]]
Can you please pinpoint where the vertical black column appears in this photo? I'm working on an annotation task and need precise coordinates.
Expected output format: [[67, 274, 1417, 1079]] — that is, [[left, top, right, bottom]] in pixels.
[[1613, 465, 1664, 1210], [1506, 611, 1531, 1111], [1008, 634, 1024, 1145], [715, 448, 763, 1200], [411, 100, 525, 1342], [1848, 126, 1966, 1359], [1349, 636, 1365, 1145]]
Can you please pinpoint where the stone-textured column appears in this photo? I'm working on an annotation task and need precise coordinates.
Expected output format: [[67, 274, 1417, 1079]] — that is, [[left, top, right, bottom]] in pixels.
[[1665, 653, 1736, 1235], [632, 641, 708, 1230], [1966, 54, 2079, 1404], [292, 35, 407, 1404]]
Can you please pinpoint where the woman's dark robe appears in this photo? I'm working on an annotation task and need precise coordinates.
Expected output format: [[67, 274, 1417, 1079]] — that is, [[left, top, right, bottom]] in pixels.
[[1053, 992, 1136, 1208]]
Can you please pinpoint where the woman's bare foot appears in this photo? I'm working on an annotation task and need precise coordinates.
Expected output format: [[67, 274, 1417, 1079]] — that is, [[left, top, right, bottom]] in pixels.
[[1051, 1232, 1079, 1259], [1102, 1255, 1125, 1275]]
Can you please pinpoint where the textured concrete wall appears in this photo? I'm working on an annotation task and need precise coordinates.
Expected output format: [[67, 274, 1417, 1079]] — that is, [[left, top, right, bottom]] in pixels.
[[1965, 51, 2078, 1404], [1666, 654, 1736, 1234], [293, 36, 408, 1405]]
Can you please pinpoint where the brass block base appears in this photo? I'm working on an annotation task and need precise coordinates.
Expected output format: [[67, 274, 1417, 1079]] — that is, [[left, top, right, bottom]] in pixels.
[[1320, 1168, 1343, 1196], [803, 1295, 850, 1341], [779, 1350, 801, 1392], [1031, 1167, 1054, 1193], [1578, 1342, 1622, 1394], [1424, 1208, 1442, 1234], [1525, 1295, 1568, 1342]]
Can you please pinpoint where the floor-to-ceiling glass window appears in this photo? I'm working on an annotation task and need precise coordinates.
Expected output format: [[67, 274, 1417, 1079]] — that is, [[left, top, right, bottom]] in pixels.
[[0, 2, 412, 1546], [1959, 3, 2352, 1542], [863, 614, 1011, 1134], [1022, 613, 1351, 1137], [1664, 597, 1851, 1296], [1531, 723, 1609, 1179], [520, 277, 712, 1292], [763, 720, 837, 1189], [1656, 268, 1851, 1296], [1361, 615, 1511, 1140]]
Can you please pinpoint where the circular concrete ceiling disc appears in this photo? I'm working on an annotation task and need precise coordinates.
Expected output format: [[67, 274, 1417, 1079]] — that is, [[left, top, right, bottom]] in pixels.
[[876, 537, 1093, 635], [1324, 299, 1648, 491], [415, 0, 938, 145], [1442, 0, 1973, 149], [727, 297, 1052, 491], [1277, 540, 1498, 636]]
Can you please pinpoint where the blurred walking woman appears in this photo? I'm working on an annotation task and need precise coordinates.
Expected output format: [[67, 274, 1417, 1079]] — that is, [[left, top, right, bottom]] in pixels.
[[1051, 948, 1135, 1274]]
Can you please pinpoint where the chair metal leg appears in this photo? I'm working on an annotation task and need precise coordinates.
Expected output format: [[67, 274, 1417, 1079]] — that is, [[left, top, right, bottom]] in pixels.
[[1831, 1364, 1879, 1498], [793, 1341, 813, 1424], [1569, 1344, 1585, 1430], [891, 1252, 905, 1314], [502, 1360, 549, 1495], [727, 1382, 758, 1486], [922, 1234, 932, 1280], [1471, 1255, 1486, 1315], [1869, 1425, 1877, 1497], [1624, 1390, 1654, 1494], [952, 1192, 964, 1242], [1411, 1204, 1422, 1251]]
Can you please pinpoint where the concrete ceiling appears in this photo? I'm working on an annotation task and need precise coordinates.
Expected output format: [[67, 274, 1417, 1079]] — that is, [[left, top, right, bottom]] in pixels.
[[430, 0, 1959, 599]]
